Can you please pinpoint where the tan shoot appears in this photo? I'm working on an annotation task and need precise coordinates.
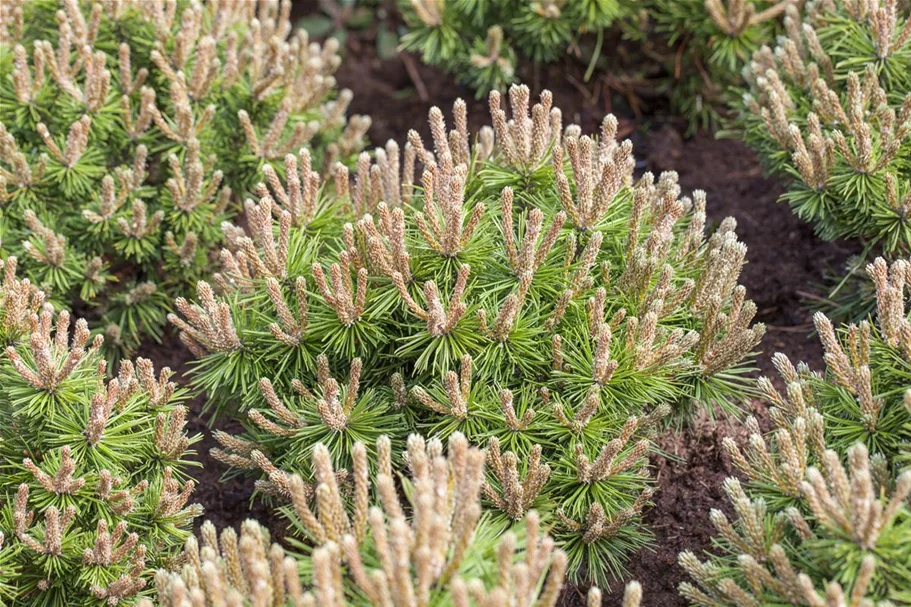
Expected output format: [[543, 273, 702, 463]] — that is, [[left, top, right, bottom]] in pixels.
[[413, 164, 484, 258], [500, 185, 566, 276], [169, 281, 242, 356], [477, 272, 532, 342], [393, 263, 471, 337], [554, 386, 602, 433], [140, 519, 305, 607], [557, 488, 654, 545], [256, 148, 322, 227], [813, 313, 880, 429], [6, 307, 101, 392], [360, 202, 412, 282], [21, 210, 67, 269], [484, 440, 551, 520], [312, 254, 368, 327], [411, 354, 473, 419], [488, 85, 562, 170], [554, 115, 634, 231], [340, 433, 486, 605], [574, 416, 649, 484], [165, 138, 230, 214], [0, 257, 45, 337], [0, 123, 47, 190]]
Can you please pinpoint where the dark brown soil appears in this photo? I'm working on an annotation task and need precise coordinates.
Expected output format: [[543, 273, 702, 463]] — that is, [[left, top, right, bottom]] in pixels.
[[135, 334, 284, 539], [600, 415, 743, 605], [134, 3, 858, 605]]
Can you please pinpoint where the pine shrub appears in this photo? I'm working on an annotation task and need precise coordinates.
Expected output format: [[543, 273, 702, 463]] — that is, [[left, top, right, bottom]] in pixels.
[[645, 0, 790, 132], [170, 84, 765, 585], [398, 0, 635, 97], [680, 256, 911, 607], [734, 0, 911, 254], [0, 256, 202, 606], [0, 0, 367, 359]]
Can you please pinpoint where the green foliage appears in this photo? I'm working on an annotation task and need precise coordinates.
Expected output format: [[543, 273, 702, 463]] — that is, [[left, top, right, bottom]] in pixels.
[[171, 85, 765, 586], [679, 256, 911, 607], [0, 525, 15, 604], [732, 0, 911, 256], [0, 257, 202, 606], [294, 0, 384, 49], [0, 0, 367, 361], [398, 0, 635, 97], [645, 0, 789, 133]]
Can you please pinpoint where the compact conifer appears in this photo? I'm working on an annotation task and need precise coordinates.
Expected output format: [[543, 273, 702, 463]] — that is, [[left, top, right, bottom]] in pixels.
[[0, 256, 201, 606], [171, 84, 765, 585], [735, 0, 911, 253], [680, 256, 911, 607], [0, 0, 367, 359]]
